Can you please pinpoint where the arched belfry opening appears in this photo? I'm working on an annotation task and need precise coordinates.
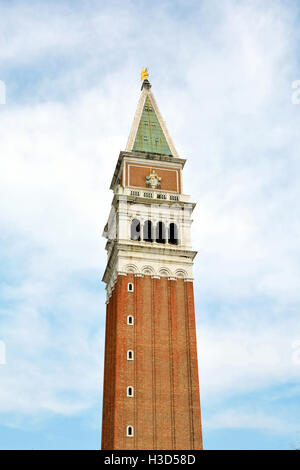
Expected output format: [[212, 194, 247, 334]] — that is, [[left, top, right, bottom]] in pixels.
[[156, 221, 166, 244], [131, 219, 141, 241], [143, 220, 153, 242]]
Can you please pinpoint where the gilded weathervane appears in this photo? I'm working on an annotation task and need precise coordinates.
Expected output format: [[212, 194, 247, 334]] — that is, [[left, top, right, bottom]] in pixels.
[[146, 169, 161, 189], [141, 67, 149, 81]]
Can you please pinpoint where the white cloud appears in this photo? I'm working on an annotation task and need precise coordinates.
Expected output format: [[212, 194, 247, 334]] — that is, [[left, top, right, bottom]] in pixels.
[[197, 318, 300, 403], [207, 408, 299, 435]]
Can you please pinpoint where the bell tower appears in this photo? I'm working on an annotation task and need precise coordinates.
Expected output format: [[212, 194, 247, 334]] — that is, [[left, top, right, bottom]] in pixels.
[[101, 70, 203, 450]]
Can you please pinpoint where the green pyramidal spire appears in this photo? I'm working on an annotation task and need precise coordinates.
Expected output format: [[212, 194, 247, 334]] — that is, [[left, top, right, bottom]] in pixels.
[[132, 96, 172, 156], [126, 70, 178, 157]]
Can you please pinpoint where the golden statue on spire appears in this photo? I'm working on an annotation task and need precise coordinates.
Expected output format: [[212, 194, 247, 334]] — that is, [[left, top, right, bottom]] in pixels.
[[141, 67, 149, 81]]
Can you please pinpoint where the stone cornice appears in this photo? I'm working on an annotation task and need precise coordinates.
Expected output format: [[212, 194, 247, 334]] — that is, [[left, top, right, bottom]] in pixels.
[[102, 240, 197, 286], [110, 192, 196, 211]]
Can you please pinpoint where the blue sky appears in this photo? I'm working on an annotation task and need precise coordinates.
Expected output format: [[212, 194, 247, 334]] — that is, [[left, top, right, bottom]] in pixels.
[[0, 0, 300, 450]]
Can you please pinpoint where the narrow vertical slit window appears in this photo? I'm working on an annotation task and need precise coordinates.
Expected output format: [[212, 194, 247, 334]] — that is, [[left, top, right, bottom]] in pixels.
[[127, 283, 134, 292], [126, 425, 134, 437], [127, 315, 134, 325], [127, 386, 134, 397], [168, 223, 179, 245], [127, 350, 134, 361]]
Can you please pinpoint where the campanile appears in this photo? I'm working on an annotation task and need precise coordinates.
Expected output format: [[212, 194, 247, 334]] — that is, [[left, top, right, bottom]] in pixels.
[[101, 69, 203, 450]]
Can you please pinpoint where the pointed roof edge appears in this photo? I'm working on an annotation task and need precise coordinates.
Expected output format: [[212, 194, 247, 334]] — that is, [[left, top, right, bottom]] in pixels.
[[125, 85, 179, 158]]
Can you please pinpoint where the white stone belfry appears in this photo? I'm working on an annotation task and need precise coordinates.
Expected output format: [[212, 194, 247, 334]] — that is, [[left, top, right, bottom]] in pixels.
[[102, 78, 197, 302]]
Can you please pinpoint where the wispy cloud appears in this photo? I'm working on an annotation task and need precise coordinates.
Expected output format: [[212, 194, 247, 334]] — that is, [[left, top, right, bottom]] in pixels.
[[207, 408, 299, 435]]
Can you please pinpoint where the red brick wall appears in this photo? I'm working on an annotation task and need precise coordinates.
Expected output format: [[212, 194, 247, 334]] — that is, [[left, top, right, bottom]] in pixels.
[[124, 162, 182, 193], [101, 274, 203, 450]]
